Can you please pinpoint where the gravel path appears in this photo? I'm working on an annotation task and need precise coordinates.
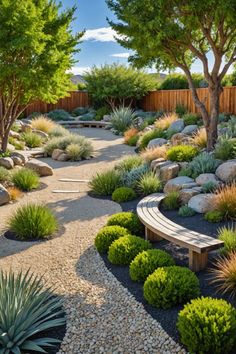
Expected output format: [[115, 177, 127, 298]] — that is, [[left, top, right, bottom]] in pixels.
[[0, 128, 185, 354]]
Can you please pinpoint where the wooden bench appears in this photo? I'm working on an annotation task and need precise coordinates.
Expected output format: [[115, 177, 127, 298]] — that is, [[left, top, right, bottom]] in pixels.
[[58, 120, 109, 129], [137, 193, 224, 272]]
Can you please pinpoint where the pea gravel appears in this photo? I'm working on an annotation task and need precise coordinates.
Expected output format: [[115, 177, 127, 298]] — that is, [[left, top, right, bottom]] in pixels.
[[0, 128, 186, 354]]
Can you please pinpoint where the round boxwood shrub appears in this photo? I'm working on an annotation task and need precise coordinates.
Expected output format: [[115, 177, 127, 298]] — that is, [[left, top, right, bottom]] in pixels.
[[107, 212, 144, 235], [108, 235, 152, 265], [167, 145, 199, 162], [143, 266, 200, 308], [9, 203, 58, 240], [177, 297, 236, 354], [129, 249, 175, 282], [95, 225, 130, 254], [112, 187, 136, 203]]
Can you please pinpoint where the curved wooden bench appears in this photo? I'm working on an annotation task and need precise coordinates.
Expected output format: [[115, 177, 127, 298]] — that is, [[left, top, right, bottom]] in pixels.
[[137, 193, 224, 272]]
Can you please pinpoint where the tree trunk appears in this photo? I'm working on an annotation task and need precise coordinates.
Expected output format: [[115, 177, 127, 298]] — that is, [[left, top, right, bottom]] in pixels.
[[207, 85, 221, 150], [1, 133, 9, 152]]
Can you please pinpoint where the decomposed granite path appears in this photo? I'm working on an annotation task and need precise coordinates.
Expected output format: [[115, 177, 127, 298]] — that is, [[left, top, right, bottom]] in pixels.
[[0, 128, 185, 354]]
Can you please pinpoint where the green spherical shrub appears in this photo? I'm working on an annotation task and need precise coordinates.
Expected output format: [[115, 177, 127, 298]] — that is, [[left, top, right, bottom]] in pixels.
[[143, 266, 200, 308], [177, 297, 236, 354], [9, 203, 58, 240], [112, 187, 136, 203], [204, 210, 224, 223], [12, 168, 39, 191], [167, 145, 199, 162], [129, 249, 175, 282], [95, 225, 130, 254], [108, 235, 152, 265], [107, 212, 144, 234]]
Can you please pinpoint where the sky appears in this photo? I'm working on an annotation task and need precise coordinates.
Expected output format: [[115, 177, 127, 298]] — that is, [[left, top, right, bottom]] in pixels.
[[59, 0, 232, 76]]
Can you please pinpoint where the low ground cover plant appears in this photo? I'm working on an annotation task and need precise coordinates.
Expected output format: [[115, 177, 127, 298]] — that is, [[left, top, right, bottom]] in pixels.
[[182, 113, 200, 125], [72, 106, 89, 116], [180, 152, 220, 179], [218, 226, 236, 255], [138, 129, 166, 150], [201, 181, 218, 193], [178, 205, 196, 217], [95, 225, 130, 254], [89, 170, 121, 196], [22, 132, 43, 148], [0, 270, 65, 353], [167, 145, 198, 162], [143, 266, 200, 308], [112, 187, 137, 202], [204, 210, 224, 223], [12, 168, 39, 191], [108, 235, 152, 265], [129, 249, 175, 282], [137, 172, 162, 195], [177, 297, 236, 354], [107, 212, 144, 234], [47, 109, 71, 121], [9, 203, 58, 240], [9, 136, 25, 150]]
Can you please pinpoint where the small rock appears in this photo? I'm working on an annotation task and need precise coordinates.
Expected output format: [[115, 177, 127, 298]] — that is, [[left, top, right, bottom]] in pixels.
[[195, 173, 219, 186], [12, 151, 28, 164], [180, 188, 201, 204], [150, 158, 166, 170], [215, 159, 236, 182], [181, 125, 198, 135], [164, 176, 195, 193], [170, 133, 189, 146], [188, 193, 215, 213], [159, 163, 179, 182], [25, 158, 53, 176], [52, 149, 64, 160], [0, 184, 10, 205], [168, 119, 184, 133], [57, 153, 70, 162], [0, 157, 14, 169], [147, 138, 167, 149], [11, 156, 23, 166]]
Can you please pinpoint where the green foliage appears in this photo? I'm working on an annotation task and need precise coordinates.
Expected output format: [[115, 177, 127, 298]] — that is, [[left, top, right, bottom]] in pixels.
[[8, 137, 25, 150], [0, 270, 65, 353], [144, 266, 200, 308], [84, 64, 156, 108], [178, 205, 196, 217], [116, 155, 143, 173], [47, 109, 71, 121], [126, 134, 139, 146], [167, 145, 198, 162], [12, 168, 39, 191], [175, 104, 187, 116], [158, 73, 208, 90], [163, 191, 180, 210], [71, 107, 89, 116], [177, 297, 236, 354], [138, 129, 166, 150], [108, 235, 152, 265], [0, 166, 10, 183], [184, 152, 221, 179], [214, 137, 236, 160], [89, 170, 122, 196], [77, 82, 87, 90], [218, 226, 236, 255], [0, 151, 11, 158], [202, 181, 218, 193], [107, 211, 144, 235], [22, 132, 42, 148], [95, 106, 111, 121], [110, 106, 136, 133], [112, 187, 137, 202], [95, 225, 130, 254], [48, 125, 70, 138], [129, 249, 175, 282], [137, 172, 162, 196], [121, 164, 150, 189], [79, 112, 96, 121], [204, 210, 224, 223], [182, 113, 200, 125], [66, 143, 91, 160], [9, 203, 57, 240]]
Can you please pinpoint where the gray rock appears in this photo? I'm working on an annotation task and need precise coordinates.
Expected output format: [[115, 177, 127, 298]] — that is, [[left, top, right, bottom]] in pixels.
[[195, 173, 219, 186], [152, 160, 172, 174], [181, 125, 198, 135], [215, 159, 236, 182], [170, 133, 189, 146], [0, 157, 14, 169], [151, 158, 166, 170], [168, 119, 184, 134], [25, 158, 53, 176], [180, 188, 201, 204], [57, 153, 70, 162], [0, 184, 10, 205], [103, 115, 112, 122], [164, 176, 195, 194], [11, 156, 23, 166], [147, 138, 167, 149], [188, 193, 215, 213], [52, 149, 64, 160], [12, 151, 28, 164]]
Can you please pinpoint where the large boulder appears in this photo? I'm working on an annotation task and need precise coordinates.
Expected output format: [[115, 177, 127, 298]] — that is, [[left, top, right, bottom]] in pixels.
[[195, 173, 219, 186], [151, 159, 172, 173], [25, 158, 53, 176], [181, 125, 198, 135], [180, 188, 201, 204], [167, 119, 184, 134], [52, 149, 64, 160], [170, 133, 189, 146], [57, 153, 70, 162], [11, 156, 23, 166], [215, 160, 236, 183], [188, 194, 215, 213], [0, 157, 14, 169], [11, 151, 28, 165], [147, 138, 167, 149], [0, 184, 10, 205], [164, 176, 196, 193], [159, 163, 180, 182]]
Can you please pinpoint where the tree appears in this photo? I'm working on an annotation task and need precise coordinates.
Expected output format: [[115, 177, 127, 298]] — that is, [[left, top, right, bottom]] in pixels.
[[0, 0, 83, 152], [107, 0, 236, 150], [83, 64, 157, 109]]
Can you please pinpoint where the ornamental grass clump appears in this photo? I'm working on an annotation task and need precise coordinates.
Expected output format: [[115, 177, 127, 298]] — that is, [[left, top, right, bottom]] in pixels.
[[0, 166, 10, 183], [214, 184, 236, 219], [155, 112, 178, 130], [177, 297, 236, 354], [184, 152, 221, 179], [191, 127, 207, 148], [112, 187, 137, 202], [124, 127, 139, 146], [95, 225, 130, 254], [108, 235, 152, 265], [141, 145, 168, 162], [121, 164, 150, 189], [115, 155, 143, 173], [107, 211, 144, 234], [31, 115, 56, 133], [0, 270, 65, 354], [9, 203, 58, 240], [137, 172, 162, 195], [166, 145, 198, 162], [11, 168, 39, 191], [210, 253, 236, 297], [204, 210, 224, 223], [7, 186, 23, 201], [22, 132, 43, 148], [218, 226, 236, 255], [143, 266, 200, 308], [129, 249, 175, 282], [138, 129, 166, 150], [89, 170, 122, 196], [48, 125, 70, 137], [110, 106, 136, 133], [162, 191, 180, 210]]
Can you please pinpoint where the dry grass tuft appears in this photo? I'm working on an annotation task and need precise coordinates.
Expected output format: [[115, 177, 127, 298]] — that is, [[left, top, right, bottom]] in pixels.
[[155, 112, 178, 131], [31, 115, 56, 133], [210, 253, 236, 296], [214, 184, 236, 220], [7, 186, 23, 201], [124, 128, 139, 143], [141, 145, 168, 162], [191, 128, 207, 148]]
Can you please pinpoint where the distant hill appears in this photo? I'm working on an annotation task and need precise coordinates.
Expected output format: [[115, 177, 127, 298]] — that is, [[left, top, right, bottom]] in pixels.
[[71, 75, 86, 85]]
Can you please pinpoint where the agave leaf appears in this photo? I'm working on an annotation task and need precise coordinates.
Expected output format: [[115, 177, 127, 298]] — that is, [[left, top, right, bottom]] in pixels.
[[10, 346, 21, 354], [21, 340, 47, 353]]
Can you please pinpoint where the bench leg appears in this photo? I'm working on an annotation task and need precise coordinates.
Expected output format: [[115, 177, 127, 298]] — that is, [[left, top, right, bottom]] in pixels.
[[189, 250, 208, 272], [145, 227, 163, 242]]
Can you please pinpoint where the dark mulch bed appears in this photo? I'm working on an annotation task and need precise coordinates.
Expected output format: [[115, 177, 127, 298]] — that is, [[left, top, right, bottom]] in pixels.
[[101, 198, 236, 349]]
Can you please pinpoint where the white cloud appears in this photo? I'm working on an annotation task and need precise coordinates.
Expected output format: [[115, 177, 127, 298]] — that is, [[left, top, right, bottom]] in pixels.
[[82, 27, 118, 42], [110, 52, 130, 58], [68, 66, 90, 75]]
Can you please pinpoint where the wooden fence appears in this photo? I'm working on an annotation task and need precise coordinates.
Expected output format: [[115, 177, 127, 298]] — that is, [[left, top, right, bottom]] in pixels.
[[24, 86, 236, 116]]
